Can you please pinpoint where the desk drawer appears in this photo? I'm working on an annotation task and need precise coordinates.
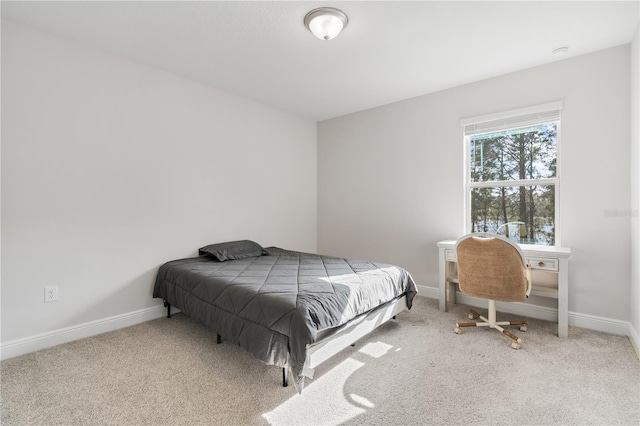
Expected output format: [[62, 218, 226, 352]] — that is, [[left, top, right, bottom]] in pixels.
[[527, 257, 558, 271], [445, 249, 457, 261]]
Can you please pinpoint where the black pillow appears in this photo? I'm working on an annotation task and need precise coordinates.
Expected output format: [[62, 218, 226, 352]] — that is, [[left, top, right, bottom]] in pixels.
[[198, 240, 265, 262]]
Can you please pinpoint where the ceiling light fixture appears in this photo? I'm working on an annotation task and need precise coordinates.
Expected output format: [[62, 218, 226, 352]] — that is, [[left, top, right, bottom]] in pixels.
[[304, 7, 348, 41]]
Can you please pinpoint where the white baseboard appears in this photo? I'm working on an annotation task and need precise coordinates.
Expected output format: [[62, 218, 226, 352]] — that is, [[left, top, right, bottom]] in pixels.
[[569, 310, 632, 336], [416, 284, 439, 299], [416, 284, 638, 347], [0, 304, 173, 361], [628, 323, 640, 360], [3, 289, 638, 363]]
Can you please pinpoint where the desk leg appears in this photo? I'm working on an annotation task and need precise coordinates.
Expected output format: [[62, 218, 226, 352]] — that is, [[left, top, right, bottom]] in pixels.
[[438, 248, 447, 311], [448, 279, 457, 305], [558, 258, 569, 338]]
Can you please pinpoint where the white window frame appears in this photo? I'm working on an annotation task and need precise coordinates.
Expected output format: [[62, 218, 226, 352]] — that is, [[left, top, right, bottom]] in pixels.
[[461, 102, 563, 246]]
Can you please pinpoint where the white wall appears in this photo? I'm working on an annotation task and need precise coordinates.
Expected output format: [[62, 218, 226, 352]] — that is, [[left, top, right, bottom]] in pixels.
[[630, 23, 640, 353], [1, 21, 317, 345], [319, 45, 631, 323]]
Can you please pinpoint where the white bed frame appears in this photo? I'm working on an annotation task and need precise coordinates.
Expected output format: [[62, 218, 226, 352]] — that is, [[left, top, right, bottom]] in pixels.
[[297, 294, 409, 382], [166, 294, 410, 388]]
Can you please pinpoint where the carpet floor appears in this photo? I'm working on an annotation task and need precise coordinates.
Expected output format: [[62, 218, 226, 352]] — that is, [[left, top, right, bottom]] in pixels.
[[1, 296, 639, 425]]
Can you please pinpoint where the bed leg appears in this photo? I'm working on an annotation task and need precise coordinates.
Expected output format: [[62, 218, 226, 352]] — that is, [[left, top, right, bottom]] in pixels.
[[216, 334, 222, 344], [163, 301, 172, 319], [282, 368, 288, 387]]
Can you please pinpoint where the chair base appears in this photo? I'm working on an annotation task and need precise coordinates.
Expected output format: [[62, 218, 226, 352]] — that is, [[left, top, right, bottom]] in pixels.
[[454, 304, 528, 349]]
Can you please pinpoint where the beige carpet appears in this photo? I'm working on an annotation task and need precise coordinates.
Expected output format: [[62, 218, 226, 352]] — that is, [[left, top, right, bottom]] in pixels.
[[2, 296, 639, 425]]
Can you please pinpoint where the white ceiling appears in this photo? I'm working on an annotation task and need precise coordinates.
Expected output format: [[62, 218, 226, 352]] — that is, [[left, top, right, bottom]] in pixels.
[[2, 1, 639, 121]]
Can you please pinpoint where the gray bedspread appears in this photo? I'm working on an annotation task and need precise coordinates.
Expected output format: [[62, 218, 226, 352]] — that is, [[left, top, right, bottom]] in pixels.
[[153, 247, 417, 391]]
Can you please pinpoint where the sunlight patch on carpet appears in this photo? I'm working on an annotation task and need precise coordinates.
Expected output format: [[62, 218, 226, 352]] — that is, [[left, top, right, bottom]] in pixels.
[[262, 358, 366, 425], [357, 341, 393, 359], [349, 393, 375, 408]]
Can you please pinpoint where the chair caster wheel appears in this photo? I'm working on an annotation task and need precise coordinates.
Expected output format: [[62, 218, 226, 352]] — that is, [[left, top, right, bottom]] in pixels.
[[511, 342, 521, 350], [519, 325, 528, 332], [454, 327, 462, 334]]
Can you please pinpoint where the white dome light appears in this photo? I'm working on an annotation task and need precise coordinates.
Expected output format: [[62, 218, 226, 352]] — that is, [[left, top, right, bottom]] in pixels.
[[304, 7, 348, 41]]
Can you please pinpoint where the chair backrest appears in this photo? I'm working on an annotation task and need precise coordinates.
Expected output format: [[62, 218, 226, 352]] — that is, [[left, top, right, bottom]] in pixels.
[[455, 233, 528, 302], [496, 221, 528, 241]]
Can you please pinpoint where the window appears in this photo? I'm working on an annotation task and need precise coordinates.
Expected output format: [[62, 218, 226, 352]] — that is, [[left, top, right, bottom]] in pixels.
[[461, 102, 562, 246]]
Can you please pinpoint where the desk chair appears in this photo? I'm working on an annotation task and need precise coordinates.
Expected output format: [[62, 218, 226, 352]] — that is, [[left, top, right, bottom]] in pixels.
[[453, 233, 532, 349], [496, 221, 528, 243]]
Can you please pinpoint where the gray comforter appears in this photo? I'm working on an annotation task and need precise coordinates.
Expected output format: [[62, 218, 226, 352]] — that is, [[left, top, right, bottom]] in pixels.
[[153, 247, 417, 391]]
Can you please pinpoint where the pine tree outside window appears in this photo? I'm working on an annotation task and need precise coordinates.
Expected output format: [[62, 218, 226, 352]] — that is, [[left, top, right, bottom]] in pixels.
[[462, 102, 562, 246]]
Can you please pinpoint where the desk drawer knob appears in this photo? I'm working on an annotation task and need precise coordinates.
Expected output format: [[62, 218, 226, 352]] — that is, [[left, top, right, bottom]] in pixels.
[[538, 261, 545, 267]]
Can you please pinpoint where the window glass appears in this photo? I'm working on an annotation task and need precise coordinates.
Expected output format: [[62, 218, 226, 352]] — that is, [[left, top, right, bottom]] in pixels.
[[463, 104, 561, 246], [470, 185, 555, 245], [470, 123, 557, 182]]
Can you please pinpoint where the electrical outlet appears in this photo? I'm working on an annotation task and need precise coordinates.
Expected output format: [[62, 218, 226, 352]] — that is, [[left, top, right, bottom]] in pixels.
[[44, 286, 59, 303]]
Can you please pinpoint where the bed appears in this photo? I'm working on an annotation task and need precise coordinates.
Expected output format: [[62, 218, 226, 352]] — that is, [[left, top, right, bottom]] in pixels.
[[153, 240, 418, 392]]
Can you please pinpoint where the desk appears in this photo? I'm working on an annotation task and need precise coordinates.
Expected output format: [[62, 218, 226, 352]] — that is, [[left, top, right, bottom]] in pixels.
[[437, 240, 571, 338]]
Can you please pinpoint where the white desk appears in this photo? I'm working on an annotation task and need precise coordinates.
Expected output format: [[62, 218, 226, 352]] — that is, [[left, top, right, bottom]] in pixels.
[[437, 240, 571, 338]]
